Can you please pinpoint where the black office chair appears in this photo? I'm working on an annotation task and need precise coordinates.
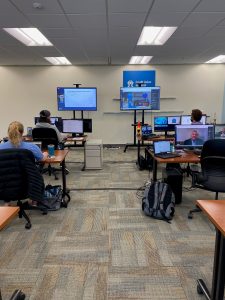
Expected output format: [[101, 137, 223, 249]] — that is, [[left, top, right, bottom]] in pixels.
[[188, 139, 225, 219], [32, 127, 64, 180], [0, 149, 46, 229]]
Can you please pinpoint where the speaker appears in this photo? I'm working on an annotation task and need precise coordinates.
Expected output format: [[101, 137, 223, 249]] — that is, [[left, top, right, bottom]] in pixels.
[[162, 167, 183, 204]]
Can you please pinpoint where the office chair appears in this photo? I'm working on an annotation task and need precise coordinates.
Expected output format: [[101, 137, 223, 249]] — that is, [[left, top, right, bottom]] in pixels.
[[0, 149, 46, 229], [32, 127, 65, 180], [188, 139, 225, 219]]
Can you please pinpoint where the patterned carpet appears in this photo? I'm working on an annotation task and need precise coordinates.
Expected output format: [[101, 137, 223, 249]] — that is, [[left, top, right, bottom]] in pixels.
[[0, 147, 222, 299]]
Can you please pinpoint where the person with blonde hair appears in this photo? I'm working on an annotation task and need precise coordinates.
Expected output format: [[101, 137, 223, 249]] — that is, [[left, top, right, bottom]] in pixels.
[[0, 121, 45, 161]]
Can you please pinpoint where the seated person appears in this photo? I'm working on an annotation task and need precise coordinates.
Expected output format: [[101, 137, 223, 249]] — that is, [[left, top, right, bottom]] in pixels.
[[0, 121, 47, 206], [35, 110, 67, 142], [191, 109, 203, 124], [0, 121, 46, 161], [184, 130, 204, 146]]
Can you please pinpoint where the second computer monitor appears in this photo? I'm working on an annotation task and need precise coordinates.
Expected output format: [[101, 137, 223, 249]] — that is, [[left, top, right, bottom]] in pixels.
[[62, 119, 83, 136], [154, 116, 181, 132], [175, 124, 214, 148], [181, 114, 207, 125]]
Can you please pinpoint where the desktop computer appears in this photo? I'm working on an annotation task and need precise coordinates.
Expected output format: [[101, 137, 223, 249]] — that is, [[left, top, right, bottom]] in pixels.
[[162, 167, 183, 204]]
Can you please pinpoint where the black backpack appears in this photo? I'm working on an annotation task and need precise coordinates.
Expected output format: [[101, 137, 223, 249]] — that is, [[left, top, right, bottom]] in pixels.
[[142, 181, 175, 222]]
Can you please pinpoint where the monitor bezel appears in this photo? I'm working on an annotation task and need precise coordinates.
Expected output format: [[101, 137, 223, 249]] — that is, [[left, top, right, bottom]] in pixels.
[[57, 87, 97, 111], [62, 119, 84, 134]]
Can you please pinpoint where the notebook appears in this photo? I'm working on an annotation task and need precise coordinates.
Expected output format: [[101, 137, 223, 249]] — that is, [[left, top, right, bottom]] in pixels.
[[153, 140, 181, 159]]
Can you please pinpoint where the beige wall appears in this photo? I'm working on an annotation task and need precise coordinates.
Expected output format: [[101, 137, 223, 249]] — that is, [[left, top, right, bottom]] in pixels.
[[0, 64, 224, 144]]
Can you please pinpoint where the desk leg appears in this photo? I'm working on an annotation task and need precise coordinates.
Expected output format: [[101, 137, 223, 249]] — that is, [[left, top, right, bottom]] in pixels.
[[61, 159, 70, 206], [153, 159, 157, 181], [197, 229, 225, 300]]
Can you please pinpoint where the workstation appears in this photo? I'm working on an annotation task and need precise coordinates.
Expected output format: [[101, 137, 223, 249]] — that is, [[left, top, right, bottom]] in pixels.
[[1, 1, 225, 300]]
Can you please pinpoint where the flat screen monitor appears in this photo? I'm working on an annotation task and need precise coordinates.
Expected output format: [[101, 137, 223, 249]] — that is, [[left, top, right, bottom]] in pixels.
[[62, 119, 83, 135], [214, 124, 225, 139], [34, 117, 62, 131], [72, 119, 92, 133], [181, 114, 207, 125], [154, 116, 180, 132], [120, 86, 160, 110], [57, 87, 97, 111], [175, 124, 214, 148]]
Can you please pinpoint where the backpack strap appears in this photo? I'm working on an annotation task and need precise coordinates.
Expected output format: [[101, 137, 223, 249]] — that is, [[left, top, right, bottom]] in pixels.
[[153, 181, 159, 211], [159, 183, 172, 223]]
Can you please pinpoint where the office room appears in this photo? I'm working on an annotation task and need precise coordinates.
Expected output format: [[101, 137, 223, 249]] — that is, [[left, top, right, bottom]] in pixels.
[[1, 0, 225, 299]]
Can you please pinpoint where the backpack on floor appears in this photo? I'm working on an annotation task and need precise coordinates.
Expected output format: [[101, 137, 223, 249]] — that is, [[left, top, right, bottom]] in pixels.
[[142, 181, 175, 222], [38, 184, 63, 211]]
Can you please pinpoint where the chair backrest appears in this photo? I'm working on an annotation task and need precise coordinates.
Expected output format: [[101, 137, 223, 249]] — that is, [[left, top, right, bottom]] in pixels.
[[201, 139, 225, 159], [200, 156, 225, 193], [32, 127, 59, 150], [0, 149, 44, 201]]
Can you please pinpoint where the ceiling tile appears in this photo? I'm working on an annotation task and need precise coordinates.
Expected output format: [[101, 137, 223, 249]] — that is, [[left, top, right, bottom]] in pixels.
[[145, 12, 187, 26], [109, 13, 146, 28], [10, 0, 63, 14], [108, 0, 153, 13], [59, 0, 106, 14], [27, 14, 71, 28], [68, 14, 107, 29]]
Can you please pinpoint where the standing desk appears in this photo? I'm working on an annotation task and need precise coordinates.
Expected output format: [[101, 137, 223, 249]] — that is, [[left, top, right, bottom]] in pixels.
[[147, 149, 200, 181], [44, 150, 70, 205], [196, 200, 225, 300]]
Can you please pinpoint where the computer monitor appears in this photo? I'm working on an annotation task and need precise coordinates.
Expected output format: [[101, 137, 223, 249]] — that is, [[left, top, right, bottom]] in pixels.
[[57, 87, 97, 111], [181, 114, 207, 125], [175, 124, 214, 148], [120, 86, 160, 110], [75, 119, 92, 133], [154, 116, 181, 133], [214, 124, 225, 139], [34, 117, 63, 131], [62, 119, 83, 136]]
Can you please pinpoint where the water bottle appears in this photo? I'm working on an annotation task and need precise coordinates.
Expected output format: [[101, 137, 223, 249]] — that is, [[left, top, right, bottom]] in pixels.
[[170, 142, 175, 152]]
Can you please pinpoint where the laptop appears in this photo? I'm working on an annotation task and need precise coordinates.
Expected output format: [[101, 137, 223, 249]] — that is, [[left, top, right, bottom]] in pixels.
[[153, 140, 181, 159], [142, 125, 155, 139]]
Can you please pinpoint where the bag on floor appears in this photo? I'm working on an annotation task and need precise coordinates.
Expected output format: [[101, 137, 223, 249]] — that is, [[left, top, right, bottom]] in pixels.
[[142, 181, 175, 222], [39, 184, 63, 211]]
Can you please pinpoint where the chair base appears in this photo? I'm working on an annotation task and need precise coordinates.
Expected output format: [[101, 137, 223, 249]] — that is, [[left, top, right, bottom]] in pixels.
[[188, 206, 202, 219]]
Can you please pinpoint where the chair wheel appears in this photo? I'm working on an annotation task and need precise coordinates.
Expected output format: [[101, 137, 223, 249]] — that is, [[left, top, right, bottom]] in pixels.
[[188, 213, 193, 219], [197, 284, 203, 294], [61, 201, 68, 208], [25, 222, 32, 229], [42, 210, 48, 215]]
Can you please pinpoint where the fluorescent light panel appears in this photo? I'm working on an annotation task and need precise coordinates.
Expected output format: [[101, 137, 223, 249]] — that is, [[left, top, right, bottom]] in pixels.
[[129, 56, 152, 64], [3, 28, 52, 46], [137, 26, 177, 45], [44, 57, 71, 65], [205, 55, 225, 63]]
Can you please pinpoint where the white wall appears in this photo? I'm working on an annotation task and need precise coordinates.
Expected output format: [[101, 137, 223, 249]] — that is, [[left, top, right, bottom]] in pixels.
[[0, 64, 224, 144]]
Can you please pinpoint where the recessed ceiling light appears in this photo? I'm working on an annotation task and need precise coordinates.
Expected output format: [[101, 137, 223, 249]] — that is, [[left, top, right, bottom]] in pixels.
[[129, 56, 152, 64], [137, 26, 177, 45], [3, 28, 52, 46], [205, 55, 225, 63], [44, 57, 72, 65]]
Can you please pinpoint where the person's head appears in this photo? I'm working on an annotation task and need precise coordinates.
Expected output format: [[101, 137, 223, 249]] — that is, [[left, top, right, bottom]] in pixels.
[[191, 109, 202, 122], [8, 121, 24, 147], [39, 109, 51, 123], [191, 130, 199, 140]]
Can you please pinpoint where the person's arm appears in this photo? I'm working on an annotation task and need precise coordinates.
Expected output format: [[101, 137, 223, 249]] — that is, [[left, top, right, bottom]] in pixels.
[[52, 125, 64, 142]]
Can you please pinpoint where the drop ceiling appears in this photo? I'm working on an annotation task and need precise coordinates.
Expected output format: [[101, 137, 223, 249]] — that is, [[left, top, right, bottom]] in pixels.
[[0, 0, 225, 65]]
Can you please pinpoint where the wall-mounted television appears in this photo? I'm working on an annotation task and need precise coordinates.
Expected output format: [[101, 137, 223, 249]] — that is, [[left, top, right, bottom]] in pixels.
[[57, 87, 97, 111], [120, 86, 160, 110]]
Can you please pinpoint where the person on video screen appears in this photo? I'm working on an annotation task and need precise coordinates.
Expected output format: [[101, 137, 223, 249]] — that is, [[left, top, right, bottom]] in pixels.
[[184, 130, 204, 146]]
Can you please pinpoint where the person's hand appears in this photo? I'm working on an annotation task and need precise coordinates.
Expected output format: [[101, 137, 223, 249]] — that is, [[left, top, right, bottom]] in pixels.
[[42, 152, 48, 159]]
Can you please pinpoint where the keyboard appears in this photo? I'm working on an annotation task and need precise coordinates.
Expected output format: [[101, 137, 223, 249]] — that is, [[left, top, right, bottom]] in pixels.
[[142, 134, 157, 140], [155, 152, 182, 159]]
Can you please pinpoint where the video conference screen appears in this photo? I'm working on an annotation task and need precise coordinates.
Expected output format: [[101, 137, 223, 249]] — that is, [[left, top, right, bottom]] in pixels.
[[120, 86, 160, 110], [181, 114, 207, 125], [215, 124, 225, 139], [175, 124, 214, 148], [57, 87, 97, 111], [154, 116, 180, 132]]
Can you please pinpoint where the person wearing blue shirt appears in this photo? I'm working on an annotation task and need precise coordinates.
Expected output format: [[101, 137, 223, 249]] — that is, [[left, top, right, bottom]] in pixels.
[[0, 121, 47, 161]]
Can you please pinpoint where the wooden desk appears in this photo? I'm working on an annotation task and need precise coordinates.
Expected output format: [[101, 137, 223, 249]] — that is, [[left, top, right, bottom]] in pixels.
[[0, 207, 19, 230], [43, 150, 70, 204], [64, 136, 87, 148], [196, 200, 225, 300], [148, 150, 200, 181], [137, 135, 174, 167]]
